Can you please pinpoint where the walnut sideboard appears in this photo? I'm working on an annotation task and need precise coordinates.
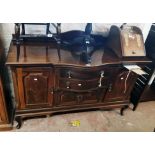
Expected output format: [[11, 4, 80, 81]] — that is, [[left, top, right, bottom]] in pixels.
[[6, 43, 152, 129]]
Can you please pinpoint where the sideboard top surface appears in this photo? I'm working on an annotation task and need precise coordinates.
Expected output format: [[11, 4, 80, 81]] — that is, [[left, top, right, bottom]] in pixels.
[[6, 42, 152, 67]]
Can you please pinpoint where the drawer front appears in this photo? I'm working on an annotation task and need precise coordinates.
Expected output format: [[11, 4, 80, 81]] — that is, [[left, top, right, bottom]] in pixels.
[[58, 78, 108, 91], [58, 67, 109, 80], [54, 88, 106, 107], [56, 67, 110, 91]]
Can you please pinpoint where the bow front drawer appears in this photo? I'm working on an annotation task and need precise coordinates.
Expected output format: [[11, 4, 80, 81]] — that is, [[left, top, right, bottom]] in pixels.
[[58, 78, 108, 91], [57, 67, 109, 80]]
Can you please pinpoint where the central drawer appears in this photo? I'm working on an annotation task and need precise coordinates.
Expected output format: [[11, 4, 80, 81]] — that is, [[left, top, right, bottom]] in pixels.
[[56, 67, 110, 91], [58, 68, 109, 80], [58, 78, 108, 91]]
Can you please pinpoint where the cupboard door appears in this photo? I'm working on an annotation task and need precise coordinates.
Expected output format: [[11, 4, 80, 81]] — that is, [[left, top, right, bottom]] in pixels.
[[104, 70, 137, 102], [16, 67, 54, 109]]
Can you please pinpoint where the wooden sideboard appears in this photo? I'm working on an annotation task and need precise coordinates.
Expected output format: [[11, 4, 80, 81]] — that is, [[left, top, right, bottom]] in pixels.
[[6, 42, 152, 129]]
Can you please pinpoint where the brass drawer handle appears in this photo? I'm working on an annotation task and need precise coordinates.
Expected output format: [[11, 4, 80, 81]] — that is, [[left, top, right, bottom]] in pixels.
[[34, 78, 38, 81], [76, 95, 83, 103], [50, 88, 54, 94], [78, 83, 82, 87], [121, 77, 124, 80], [67, 71, 71, 79], [108, 83, 112, 92], [98, 71, 104, 87], [66, 81, 70, 89]]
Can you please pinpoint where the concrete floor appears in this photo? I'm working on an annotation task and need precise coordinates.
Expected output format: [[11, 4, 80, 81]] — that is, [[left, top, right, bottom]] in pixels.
[[13, 101, 155, 132]]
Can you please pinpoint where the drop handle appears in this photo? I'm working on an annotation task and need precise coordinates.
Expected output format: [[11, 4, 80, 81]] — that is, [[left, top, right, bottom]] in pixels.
[[78, 83, 82, 87], [76, 95, 83, 103], [98, 71, 104, 87], [67, 71, 71, 79], [50, 88, 54, 94], [66, 81, 70, 89], [108, 83, 112, 92]]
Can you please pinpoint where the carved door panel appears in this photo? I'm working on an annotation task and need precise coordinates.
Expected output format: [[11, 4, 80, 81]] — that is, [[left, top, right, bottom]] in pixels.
[[16, 67, 54, 109], [104, 69, 137, 102]]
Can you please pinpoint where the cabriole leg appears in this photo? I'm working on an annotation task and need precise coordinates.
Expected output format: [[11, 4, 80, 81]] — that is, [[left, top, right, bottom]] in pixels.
[[120, 105, 129, 116], [15, 116, 23, 129]]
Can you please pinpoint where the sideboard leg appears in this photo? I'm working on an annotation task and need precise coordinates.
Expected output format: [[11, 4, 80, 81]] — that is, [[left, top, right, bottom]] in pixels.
[[120, 105, 129, 116], [46, 114, 50, 118], [15, 116, 23, 129]]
